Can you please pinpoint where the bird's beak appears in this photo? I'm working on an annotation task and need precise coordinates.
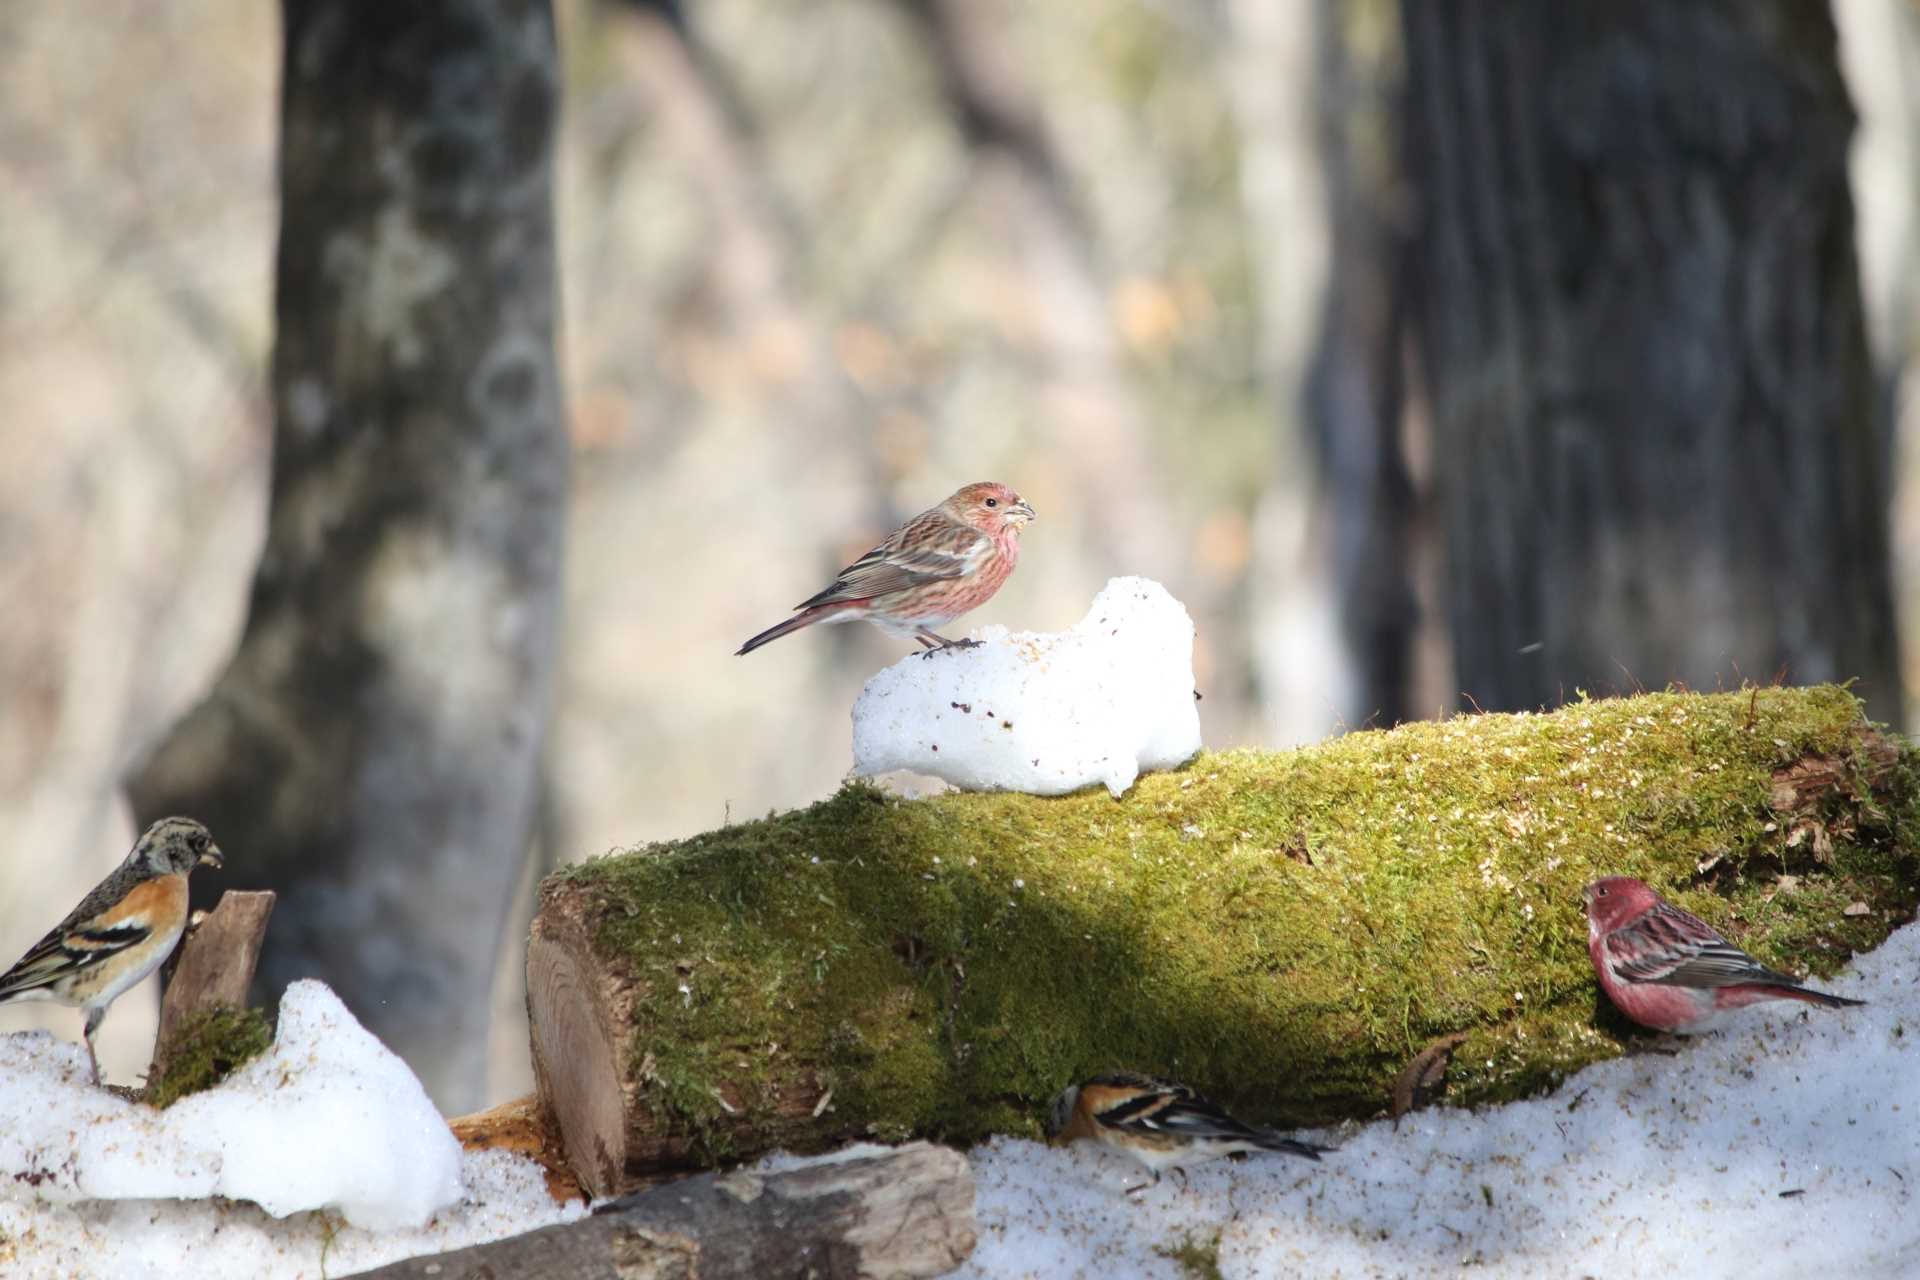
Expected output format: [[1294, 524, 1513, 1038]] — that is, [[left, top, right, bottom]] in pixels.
[[1012, 500, 1037, 523], [199, 845, 225, 871]]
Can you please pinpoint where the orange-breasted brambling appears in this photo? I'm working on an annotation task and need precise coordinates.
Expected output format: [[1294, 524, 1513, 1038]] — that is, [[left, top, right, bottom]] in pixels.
[[0, 816, 224, 1084], [1046, 1071, 1333, 1190]]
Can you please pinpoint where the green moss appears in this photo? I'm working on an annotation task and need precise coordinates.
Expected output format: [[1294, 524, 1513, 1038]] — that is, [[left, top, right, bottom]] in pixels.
[[1156, 1231, 1224, 1280], [144, 1006, 272, 1108], [554, 685, 1919, 1164]]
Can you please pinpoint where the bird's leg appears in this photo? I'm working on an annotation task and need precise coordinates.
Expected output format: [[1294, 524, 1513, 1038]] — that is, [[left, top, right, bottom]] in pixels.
[[1124, 1169, 1162, 1196], [82, 1007, 104, 1086], [1172, 1166, 1189, 1189], [915, 628, 981, 658], [1625, 1034, 1685, 1058]]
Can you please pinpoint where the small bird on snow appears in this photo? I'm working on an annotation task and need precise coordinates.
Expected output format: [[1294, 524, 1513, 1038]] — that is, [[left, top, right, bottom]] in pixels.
[[1585, 875, 1863, 1036], [1046, 1071, 1332, 1191], [0, 817, 224, 1084]]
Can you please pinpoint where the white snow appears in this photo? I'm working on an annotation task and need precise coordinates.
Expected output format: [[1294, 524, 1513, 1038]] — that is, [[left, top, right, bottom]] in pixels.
[[0, 1146, 583, 1280], [924, 918, 1920, 1279], [0, 979, 584, 1277], [3, 922, 1913, 1279], [851, 577, 1203, 798], [0, 981, 458, 1231]]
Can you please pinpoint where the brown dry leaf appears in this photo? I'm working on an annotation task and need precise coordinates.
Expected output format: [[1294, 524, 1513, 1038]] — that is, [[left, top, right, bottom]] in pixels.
[[1391, 1031, 1470, 1123]]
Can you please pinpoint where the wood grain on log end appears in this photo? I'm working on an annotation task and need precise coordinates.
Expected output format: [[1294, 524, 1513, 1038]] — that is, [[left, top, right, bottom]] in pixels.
[[448, 1093, 586, 1204], [528, 900, 632, 1199]]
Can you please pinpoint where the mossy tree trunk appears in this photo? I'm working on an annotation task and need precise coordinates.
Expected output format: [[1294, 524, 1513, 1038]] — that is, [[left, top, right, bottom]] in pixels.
[[529, 686, 1917, 1195], [1401, 1, 1899, 720]]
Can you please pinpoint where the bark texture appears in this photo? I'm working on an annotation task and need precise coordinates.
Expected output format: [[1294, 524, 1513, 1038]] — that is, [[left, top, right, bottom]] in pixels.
[[129, 0, 568, 1111], [528, 686, 1917, 1192], [1402, 1, 1899, 721], [352, 1142, 975, 1280]]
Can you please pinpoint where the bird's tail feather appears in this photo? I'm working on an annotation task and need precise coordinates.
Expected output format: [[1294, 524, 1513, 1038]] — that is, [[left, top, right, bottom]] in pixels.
[[736, 605, 845, 655], [1775, 984, 1864, 1009], [1254, 1132, 1334, 1161]]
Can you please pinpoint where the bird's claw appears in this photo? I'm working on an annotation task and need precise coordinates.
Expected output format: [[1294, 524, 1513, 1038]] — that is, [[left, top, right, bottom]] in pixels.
[[1625, 1036, 1685, 1057], [919, 638, 982, 659]]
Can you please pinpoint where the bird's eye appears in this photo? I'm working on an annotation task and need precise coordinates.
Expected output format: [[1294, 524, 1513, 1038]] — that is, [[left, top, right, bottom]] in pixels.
[[1596, 886, 1608, 897], [985, 497, 999, 508]]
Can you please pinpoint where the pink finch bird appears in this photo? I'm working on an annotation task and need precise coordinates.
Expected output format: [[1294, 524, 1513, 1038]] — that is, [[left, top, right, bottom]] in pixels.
[[736, 481, 1036, 656], [1584, 876, 1863, 1035]]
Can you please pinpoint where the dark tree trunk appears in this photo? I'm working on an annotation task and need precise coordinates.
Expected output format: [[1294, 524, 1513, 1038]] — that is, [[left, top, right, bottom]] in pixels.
[[129, 0, 568, 1111], [1401, 0, 1899, 722], [1306, 0, 1422, 727]]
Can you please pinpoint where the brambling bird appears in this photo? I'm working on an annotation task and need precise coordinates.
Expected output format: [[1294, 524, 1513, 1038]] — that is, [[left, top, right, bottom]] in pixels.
[[1586, 876, 1863, 1035], [1046, 1071, 1333, 1191], [0, 817, 224, 1084], [736, 482, 1036, 656]]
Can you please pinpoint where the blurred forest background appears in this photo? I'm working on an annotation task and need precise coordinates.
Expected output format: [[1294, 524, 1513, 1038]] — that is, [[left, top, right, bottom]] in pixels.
[[1, 0, 1917, 1111]]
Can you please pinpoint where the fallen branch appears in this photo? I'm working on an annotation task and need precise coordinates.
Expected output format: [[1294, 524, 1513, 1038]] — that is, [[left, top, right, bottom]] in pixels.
[[351, 1141, 974, 1280], [527, 686, 1919, 1195]]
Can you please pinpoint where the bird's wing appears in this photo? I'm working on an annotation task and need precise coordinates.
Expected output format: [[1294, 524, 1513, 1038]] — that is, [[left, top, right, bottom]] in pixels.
[[795, 512, 989, 609], [0, 867, 172, 1000], [1605, 902, 1790, 989], [1083, 1075, 1262, 1143]]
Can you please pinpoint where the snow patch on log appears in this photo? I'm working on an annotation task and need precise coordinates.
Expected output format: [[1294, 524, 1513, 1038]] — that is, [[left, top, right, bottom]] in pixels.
[[0, 980, 461, 1231], [852, 576, 1203, 797]]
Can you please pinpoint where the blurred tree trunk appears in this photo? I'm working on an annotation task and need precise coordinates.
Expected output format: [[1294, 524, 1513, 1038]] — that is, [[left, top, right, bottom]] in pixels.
[[1298, 0, 1426, 730], [1402, 0, 1900, 721], [129, 0, 567, 1111]]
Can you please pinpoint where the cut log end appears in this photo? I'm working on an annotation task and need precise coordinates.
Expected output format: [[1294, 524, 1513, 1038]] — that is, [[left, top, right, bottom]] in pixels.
[[528, 910, 631, 1198]]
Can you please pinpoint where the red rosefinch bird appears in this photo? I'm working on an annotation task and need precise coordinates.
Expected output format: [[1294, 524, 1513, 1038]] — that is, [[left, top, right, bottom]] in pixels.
[[1047, 1072, 1332, 1192], [736, 481, 1036, 656], [1585, 876, 1863, 1035]]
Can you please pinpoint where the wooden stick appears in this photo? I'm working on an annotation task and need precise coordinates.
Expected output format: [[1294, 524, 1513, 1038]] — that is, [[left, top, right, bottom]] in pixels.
[[149, 890, 276, 1081], [350, 1141, 976, 1280]]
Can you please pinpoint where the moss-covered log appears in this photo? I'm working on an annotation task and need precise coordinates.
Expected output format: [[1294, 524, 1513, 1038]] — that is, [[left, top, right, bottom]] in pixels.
[[531, 686, 1918, 1195]]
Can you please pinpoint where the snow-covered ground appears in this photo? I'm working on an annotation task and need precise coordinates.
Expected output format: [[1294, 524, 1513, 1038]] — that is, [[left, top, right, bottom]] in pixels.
[[932, 916, 1918, 1279], [852, 577, 1202, 797], [2, 929, 1914, 1280], [0, 981, 583, 1278]]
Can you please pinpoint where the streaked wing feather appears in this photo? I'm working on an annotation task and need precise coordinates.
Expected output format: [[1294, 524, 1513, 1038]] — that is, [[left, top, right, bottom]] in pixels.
[[0, 860, 156, 998], [1090, 1079, 1261, 1143], [1607, 904, 1786, 988], [796, 515, 985, 609]]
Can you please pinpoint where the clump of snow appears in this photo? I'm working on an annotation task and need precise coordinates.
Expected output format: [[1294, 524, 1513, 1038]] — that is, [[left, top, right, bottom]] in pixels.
[[0, 1147, 583, 1279], [0, 980, 462, 1232], [851, 577, 1203, 797], [757, 921, 1919, 1278]]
